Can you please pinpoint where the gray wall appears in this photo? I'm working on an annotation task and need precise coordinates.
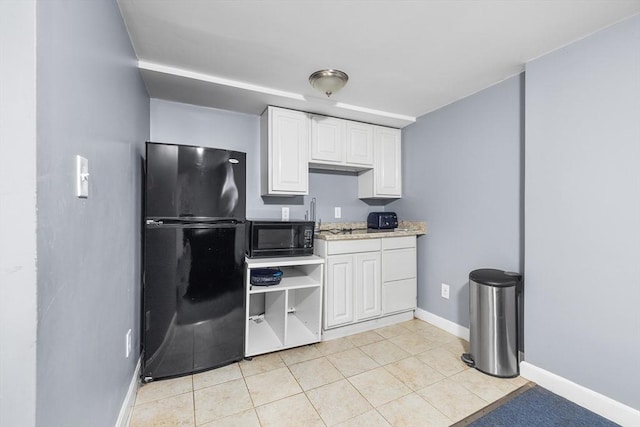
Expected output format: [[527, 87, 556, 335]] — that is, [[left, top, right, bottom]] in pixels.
[[390, 75, 523, 326], [36, 1, 149, 426], [150, 99, 381, 223], [0, 2, 38, 425], [525, 15, 640, 409]]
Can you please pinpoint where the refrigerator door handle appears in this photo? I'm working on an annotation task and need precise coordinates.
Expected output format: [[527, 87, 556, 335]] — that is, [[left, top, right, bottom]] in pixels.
[[146, 218, 244, 226]]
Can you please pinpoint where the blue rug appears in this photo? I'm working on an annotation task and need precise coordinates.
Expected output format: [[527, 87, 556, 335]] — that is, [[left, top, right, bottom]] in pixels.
[[468, 385, 619, 427]]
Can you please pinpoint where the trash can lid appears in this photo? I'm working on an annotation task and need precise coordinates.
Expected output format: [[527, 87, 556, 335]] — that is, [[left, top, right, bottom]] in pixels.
[[469, 269, 521, 287]]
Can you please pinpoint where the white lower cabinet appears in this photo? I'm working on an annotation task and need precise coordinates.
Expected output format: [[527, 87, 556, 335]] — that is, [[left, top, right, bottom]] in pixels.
[[354, 252, 382, 321], [382, 237, 417, 314], [245, 256, 324, 357], [325, 255, 354, 328], [316, 236, 415, 330], [325, 251, 381, 328]]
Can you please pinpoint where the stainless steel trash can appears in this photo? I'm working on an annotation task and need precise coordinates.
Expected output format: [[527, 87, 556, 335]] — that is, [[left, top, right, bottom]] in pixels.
[[462, 269, 521, 378]]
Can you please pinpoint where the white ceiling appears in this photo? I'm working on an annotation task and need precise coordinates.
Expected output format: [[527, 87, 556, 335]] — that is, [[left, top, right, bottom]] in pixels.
[[117, 1, 640, 128]]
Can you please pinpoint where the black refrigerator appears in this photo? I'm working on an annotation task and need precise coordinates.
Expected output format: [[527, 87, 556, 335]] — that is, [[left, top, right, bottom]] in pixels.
[[143, 141, 246, 381]]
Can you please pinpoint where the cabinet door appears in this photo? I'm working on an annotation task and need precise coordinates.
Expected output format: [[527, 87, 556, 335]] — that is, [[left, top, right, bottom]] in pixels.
[[345, 121, 374, 167], [325, 255, 354, 328], [268, 107, 309, 194], [354, 252, 381, 321], [374, 127, 402, 196], [310, 115, 345, 164]]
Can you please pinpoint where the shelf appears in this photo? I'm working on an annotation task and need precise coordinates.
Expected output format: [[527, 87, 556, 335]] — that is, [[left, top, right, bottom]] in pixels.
[[287, 313, 319, 347], [249, 267, 320, 293], [245, 256, 323, 357], [246, 255, 324, 268], [246, 318, 283, 357], [245, 313, 320, 356]]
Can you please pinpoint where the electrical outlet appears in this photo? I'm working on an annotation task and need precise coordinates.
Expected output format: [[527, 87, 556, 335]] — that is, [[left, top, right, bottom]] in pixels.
[[281, 207, 290, 221], [441, 283, 450, 299], [126, 329, 132, 358], [334, 207, 341, 218]]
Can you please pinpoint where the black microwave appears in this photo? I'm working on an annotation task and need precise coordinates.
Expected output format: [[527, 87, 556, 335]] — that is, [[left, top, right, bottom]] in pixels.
[[246, 220, 315, 258]]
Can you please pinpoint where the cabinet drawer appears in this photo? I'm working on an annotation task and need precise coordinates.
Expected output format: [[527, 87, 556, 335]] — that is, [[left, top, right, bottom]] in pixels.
[[382, 278, 416, 314], [383, 248, 416, 282], [328, 239, 381, 255], [382, 236, 416, 250]]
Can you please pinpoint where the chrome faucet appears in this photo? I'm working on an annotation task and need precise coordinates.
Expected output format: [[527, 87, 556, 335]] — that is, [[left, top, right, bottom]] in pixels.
[[310, 197, 319, 230], [310, 197, 316, 223]]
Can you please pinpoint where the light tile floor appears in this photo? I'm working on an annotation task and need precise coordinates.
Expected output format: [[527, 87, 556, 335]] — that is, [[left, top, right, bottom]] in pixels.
[[129, 319, 528, 426]]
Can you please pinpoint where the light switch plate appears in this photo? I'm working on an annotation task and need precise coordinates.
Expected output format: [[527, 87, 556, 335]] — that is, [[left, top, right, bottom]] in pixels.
[[76, 155, 89, 198]]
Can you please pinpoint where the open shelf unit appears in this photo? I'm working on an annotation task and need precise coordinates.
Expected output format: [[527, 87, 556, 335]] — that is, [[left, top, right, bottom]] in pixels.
[[245, 255, 324, 357]]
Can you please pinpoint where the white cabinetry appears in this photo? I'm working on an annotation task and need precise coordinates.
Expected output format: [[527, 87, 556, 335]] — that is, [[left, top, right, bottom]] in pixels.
[[354, 252, 382, 321], [345, 121, 374, 167], [245, 256, 324, 357], [358, 126, 402, 199], [261, 106, 400, 198], [316, 239, 384, 329], [309, 115, 374, 171], [260, 106, 309, 195], [382, 236, 417, 314], [325, 255, 354, 327], [316, 236, 415, 330], [310, 115, 344, 164]]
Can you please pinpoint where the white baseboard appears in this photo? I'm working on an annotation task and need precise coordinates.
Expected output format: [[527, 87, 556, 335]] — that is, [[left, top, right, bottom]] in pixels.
[[115, 356, 141, 427], [414, 308, 470, 341], [520, 361, 640, 426]]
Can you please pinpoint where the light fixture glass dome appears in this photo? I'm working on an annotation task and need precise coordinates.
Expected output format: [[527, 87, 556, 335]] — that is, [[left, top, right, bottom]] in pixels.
[[309, 69, 349, 97]]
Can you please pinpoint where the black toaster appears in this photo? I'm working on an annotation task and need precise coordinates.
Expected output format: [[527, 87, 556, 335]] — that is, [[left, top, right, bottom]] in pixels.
[[367, 212, 398, 230]]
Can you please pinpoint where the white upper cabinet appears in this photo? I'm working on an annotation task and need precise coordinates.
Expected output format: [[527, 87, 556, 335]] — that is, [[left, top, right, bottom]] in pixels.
[[261, 107, 309, 195], [310, 115, 345, 164], [309, 115, 374, 171], [358, 126, 402, 199], [376, 127, 402, 196], [345, 121, 374, 166], [261, 106, 401, 198]]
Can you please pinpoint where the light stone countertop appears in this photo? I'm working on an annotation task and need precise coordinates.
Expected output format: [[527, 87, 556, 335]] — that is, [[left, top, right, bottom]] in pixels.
[[314, 221, 427, 241]]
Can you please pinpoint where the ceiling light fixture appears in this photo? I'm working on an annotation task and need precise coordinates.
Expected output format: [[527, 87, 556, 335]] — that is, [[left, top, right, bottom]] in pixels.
[[309, 69, 349, 97]]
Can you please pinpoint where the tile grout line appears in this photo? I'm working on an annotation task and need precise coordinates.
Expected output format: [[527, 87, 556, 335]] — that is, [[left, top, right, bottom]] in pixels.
[[356, 326, 480, 425], [285, 341, 391, 425], [191, 374, 196, 427], [240, 359, 264, 427], [352, 324, 433, 425], [282, 350, 328, 426], [330, 330, 412, 425], [132, 319, 525, 426]]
